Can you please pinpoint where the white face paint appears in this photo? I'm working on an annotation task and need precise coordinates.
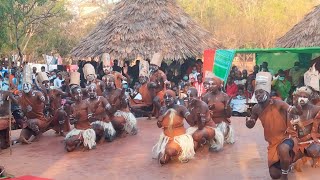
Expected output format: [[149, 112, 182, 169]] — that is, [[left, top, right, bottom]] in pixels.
[[23, 83, 32, 93], [262, 94, 268, 102], [298, 97, 309, 106], [103, 66, 113, 74], [86, 74, 95, 82]]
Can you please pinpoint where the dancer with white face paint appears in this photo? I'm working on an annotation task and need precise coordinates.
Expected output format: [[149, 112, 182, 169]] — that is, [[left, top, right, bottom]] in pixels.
[[83, 63, 105, 97], [247, 72, 303, 180], [86, 84, 116, 143], [287, 86, 320, 171], [202, 71, 235, 145], [101, 53, 129, 89], [11, 65, 50, 144], [65, 86, 96, 152], [36, 72, 70, 136]]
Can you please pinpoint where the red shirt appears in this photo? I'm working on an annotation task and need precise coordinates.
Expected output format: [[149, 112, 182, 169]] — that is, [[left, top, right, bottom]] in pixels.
[[226, 83, 238, 97]]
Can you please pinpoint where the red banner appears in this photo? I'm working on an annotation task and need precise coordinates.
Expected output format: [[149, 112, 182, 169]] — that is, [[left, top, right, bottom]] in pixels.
[[203, 49, 216, 77]]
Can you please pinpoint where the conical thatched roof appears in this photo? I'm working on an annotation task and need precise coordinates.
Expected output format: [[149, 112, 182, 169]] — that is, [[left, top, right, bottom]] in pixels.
[[71, 0, 221, 60], [276, 5, 320, 48]]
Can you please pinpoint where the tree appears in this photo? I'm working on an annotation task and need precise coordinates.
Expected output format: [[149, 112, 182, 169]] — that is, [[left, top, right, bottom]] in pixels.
[[0, 0, 65, 61]]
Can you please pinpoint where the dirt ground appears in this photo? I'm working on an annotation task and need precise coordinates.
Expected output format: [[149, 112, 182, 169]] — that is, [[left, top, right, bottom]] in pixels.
[[1, 117, 320, 180]]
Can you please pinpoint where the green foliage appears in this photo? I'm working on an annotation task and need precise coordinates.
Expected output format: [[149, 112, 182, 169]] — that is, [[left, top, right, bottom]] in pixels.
[[177, 0, 319, 48]]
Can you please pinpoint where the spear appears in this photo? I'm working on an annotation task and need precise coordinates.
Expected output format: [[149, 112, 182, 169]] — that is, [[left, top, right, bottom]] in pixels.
[[8, 56, 12, 155]]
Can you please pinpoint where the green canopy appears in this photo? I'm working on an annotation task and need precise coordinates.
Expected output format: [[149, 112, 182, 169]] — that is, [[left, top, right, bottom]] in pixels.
[[234, 47, 320, 74]]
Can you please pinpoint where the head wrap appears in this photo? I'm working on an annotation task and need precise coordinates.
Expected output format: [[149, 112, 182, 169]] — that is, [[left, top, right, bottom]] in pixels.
[[165, 90, 176, 98], [22, 64, 33, 84], [70, 72, 80, 86], [204, 71, 222, 86], [83, 63, 96, 79], [294, 86, 312, 96], [139, 59, 149, 77], [255, 72, 272, 93], [150, 52, 163, 67], [36, 72, 49, 84], [101, 53, 112, 67]]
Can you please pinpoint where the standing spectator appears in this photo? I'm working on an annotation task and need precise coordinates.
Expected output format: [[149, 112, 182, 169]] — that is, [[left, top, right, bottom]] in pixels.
[[41, 66, 46, 72], [32, 67, 37, 84], [0, 75, 3, 90], [1, 72, 9, 90], [131, 60, 140, 84], [226, 77, 238, 97], [272, 69, 291, 100], [230, 85, 248, 117], [247, 65, 259, 95], [189, 65, 200, 82], [260, 61, 274, 75], [49, 71, 57, 86], [289, 61, 305, 89], [160, 62, 168, 73], [194, 74, 205, 97], [113, 59, 122, 73], [54, 73, 64, 88], [195, 59, 203, 75]]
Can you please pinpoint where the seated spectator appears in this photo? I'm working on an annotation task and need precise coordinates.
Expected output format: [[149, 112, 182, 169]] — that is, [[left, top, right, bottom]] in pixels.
[[112, 59, 122, 73], [289, 61, 305, 88], [226, 77, 238, 97], [1, 72, 9, 91], [247, 65, 259, 96], [272, 69, 291, 100], [230, 85, 248, 117], [234, 70, 246, 86]]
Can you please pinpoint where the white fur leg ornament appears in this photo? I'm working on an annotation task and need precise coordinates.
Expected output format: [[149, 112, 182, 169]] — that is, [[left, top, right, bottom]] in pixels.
[[217, 122, 235, 144], [115, 110, 138, 135], [151, 133, 195, 163], [186, 126, 198, 135], [209, 128, 224, 151], [174, 134, 195, 162], [91, 121, 116, 138], [82, 129, 96, 150], [152, 133, 170, 159], [65, 128, 83, 140]]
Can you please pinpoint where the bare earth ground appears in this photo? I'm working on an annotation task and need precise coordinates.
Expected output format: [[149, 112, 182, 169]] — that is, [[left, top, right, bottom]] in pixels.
[[1, 117, 320, 180]]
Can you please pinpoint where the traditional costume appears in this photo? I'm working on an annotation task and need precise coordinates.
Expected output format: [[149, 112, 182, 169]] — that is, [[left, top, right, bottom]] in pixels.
[[152, 109, 195, 163], [255, 72, 292, 167], [83, 63, 104, 96], [101, 53, 125, 89], [287, 87, 320, 165], [205, 71, 235, 144]]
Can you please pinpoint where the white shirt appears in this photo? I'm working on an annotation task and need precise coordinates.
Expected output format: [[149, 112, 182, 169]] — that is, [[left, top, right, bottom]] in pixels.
[[234, 79, 246, 86], [54, 78, 63, 88], [230, 95, 248, 113]]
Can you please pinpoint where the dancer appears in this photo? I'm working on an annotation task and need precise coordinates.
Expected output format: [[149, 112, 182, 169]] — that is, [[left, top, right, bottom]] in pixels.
[[186, 87, 224, 152], [247, 72, 302, 180], [202, 71, 235, 144], [152, 90, 195, 165]]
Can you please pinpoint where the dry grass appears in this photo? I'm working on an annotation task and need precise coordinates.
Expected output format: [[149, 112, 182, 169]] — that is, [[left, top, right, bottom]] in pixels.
[[276, 5, 320, 47], [70, 0, 222, 61]]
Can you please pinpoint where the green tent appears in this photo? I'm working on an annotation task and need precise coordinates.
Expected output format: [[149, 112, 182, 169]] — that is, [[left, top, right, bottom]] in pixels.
[[235, 47, 320, 74]]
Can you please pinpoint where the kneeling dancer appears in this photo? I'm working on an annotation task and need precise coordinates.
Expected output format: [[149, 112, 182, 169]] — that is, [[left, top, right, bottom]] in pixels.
[[86, 84, 116, 143], [186, 87, 224, 152], [247, 72, 302, 180], [104, 74, 138, 137], [202, 71, 235, 144], [152, 90, 195, 165], [288, 86, 320, 170], [65, 86, 96, 152]]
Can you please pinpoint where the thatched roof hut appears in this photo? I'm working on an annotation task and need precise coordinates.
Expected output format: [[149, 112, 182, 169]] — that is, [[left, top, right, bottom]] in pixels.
[[276, 5, 320, 47], [71, 0, 221, 61]]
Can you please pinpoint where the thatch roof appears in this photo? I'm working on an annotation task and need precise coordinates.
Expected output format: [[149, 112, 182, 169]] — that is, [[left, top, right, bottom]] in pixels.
[[70, 0, 221, 60], [276, 5, 320, 48]]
